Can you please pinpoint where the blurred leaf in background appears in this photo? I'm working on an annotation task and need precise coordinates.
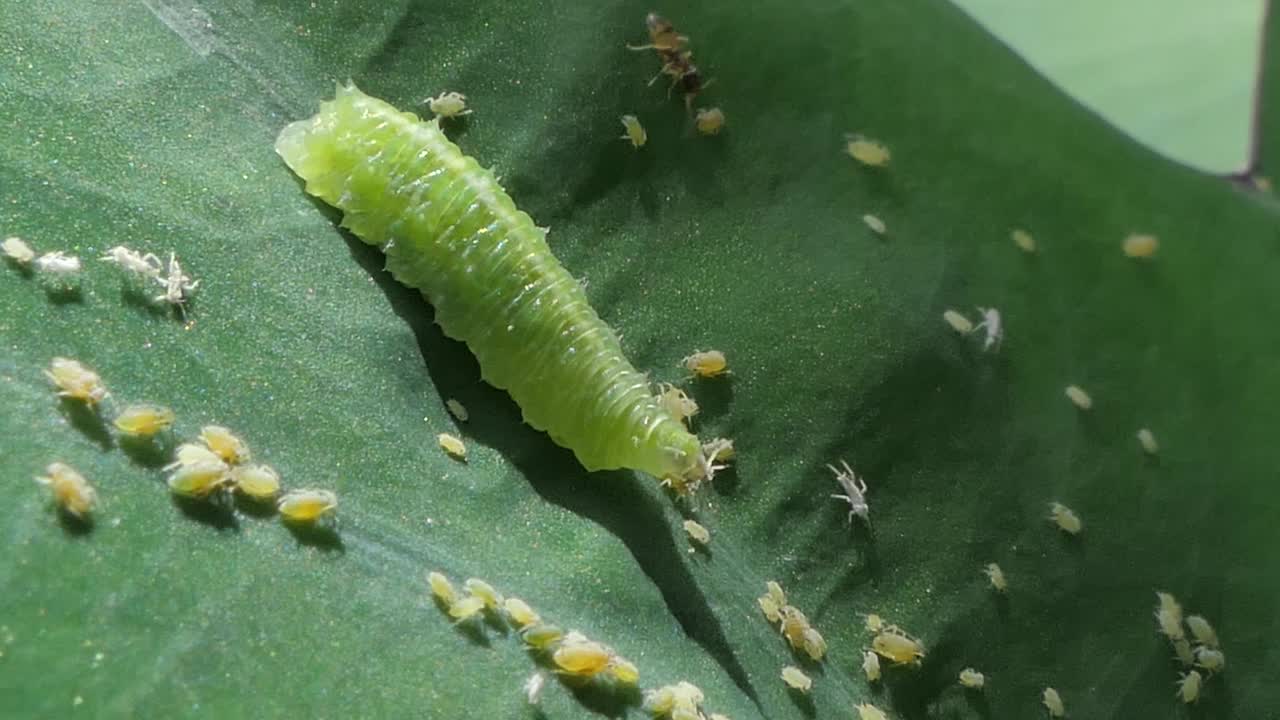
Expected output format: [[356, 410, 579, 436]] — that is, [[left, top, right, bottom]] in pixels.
[[954, 0, 1267, 174]]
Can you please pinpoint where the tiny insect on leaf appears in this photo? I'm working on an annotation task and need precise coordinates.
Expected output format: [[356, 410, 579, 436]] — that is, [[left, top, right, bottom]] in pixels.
[[113, 404, 176, 437]]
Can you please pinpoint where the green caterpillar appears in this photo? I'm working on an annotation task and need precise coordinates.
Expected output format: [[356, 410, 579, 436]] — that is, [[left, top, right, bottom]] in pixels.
[[276, 84, 709, 489]]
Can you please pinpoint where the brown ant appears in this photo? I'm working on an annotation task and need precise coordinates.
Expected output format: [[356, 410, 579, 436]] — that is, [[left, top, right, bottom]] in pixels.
[[627, 13, 710, 113]]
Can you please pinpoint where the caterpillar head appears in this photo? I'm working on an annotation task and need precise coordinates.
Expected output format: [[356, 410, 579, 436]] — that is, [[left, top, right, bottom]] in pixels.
[[658, 435, 728, 497]]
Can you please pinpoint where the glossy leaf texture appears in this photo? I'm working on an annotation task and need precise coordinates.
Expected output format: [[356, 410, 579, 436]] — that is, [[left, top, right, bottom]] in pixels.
[[2, 1, 1278, 718]]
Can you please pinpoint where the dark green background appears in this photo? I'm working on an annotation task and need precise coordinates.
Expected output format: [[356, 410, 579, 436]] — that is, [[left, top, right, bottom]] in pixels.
[[2, 1, 1277, 718]]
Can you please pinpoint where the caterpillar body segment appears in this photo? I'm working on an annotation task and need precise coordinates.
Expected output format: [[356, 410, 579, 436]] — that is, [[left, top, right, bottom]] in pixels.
[[276, 84, 704, 483]]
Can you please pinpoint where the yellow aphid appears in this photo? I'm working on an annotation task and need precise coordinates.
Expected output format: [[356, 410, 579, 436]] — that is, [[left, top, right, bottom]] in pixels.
[[620, 114, 647, 148], [521, 623, 565, 650], [168, 442, 222, 468], [643, 686, 677, 714], [445, 398, 469, 422], [45, 357, 108, 405], [1042, 687, 1065, 717], [607, 657, 640, 684], [504, 597, 540, 628], [1123, 233, 1159, 258], [3, 236, 35, 264], [865, 613, 885, 633], [1011, 228, 1036, 253], [958, 667, 985, 689], [702, 437, 736, 463], [779, 605, 809, 647], [708, 715, 731, 720], [1172, 638, 1194, 666], [683, 350, 728, 377], [983, 563, 1008, 592], [766, 580, 786, 606], [112, 404, 175, 437], [425, 91, 471, 118], [166, 460, 231, 499], [463, 578, 503, 610], [276, 488, 338, 523], [232, 464, 281, 501], [872, 629, 925, 666], [801, 627, 827, 661], [1154, 594, 1185, 641], [1064, 384, 1092, 410], [552, 636, 613, 676], [1193, 646, 1225, 673], [855, 703, 888, 720], [447, 595, 486, 621], [757, 595, 781, 622], [35, 462, 96, 519], [427, 571, 457, 605], [1048, 501, 1083, 535], [1156, 591, 1183, 620], [660, 384, 700, 426], [438, 432, 467, 460], [35, 251, 81, 276], [862, 214, 887, 235], [846, 135, 891, 167], [1136, 427, 1158, 455], [861, 650, 881, 682], [199, 425, 251, 464], [943, 309, 973, 334], [1176, 669, 1201, 704], [780, 665, 812, 692], [694, 107, 725, 135], [1185, 615, 1219, 648], [683, 519, 710, 545]]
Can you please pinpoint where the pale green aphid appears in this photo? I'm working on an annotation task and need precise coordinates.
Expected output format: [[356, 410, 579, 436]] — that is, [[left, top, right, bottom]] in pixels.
[[276, 84, 711, 491]]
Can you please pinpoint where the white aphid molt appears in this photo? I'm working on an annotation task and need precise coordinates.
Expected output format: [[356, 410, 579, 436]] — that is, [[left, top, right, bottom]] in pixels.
[[973, 306, 1002, 351], [153, 253, 199, 314], [524, 672, 546, 705], [425, 91, 472, 118], [101, 245, 163, 278], [35, 251, 81, 277], [828, 459, 870, 525]]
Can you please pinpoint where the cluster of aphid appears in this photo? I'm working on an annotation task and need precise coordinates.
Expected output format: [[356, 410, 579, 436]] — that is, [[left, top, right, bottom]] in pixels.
[[165, 425, 338, 525], [657, 350, 735, 496], [33, 356, 337, 528], [756, 582, 828, 674], [618, 14, 726, 150], [2, 236, 199, 317], [427, 571, 683, 708], [643, 680, 732, 720], [1153, 591, 1224, 703]]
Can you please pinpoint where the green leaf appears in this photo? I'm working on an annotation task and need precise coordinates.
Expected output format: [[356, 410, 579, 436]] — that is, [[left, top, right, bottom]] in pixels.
[[2, 1, 1275, 718]]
